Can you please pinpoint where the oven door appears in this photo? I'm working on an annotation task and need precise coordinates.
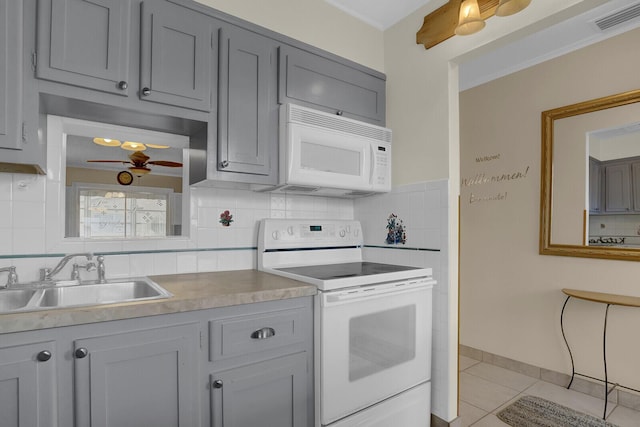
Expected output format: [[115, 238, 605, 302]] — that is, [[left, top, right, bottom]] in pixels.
[[318, 278, 434, 425]]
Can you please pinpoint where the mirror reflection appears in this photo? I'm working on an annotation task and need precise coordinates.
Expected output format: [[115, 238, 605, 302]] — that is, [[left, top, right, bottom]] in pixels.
[[63, 125, 189, 239], [588, 124, 640, 246], [540, 88, 640, 260]]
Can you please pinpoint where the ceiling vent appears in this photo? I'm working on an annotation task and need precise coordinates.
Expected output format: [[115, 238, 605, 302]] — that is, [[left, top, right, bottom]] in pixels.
[[593, 2, 640, 31]]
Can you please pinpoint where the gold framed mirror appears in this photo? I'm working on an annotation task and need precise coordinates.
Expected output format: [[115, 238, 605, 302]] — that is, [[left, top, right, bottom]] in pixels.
[[540, 88, 640, 261]]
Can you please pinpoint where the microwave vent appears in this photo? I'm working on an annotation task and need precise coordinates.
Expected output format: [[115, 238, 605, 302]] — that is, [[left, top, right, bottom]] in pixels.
[[593, 2, 640, 31], [281, 185, 319, 192], [288, 104, 392, 143]]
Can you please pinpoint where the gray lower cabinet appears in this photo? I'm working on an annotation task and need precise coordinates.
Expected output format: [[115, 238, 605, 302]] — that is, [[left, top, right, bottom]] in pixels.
[[278, 45, 386, 126], [36, 0, 132, 96], [211, 352, 308, 427], [0, 296, 313, 427], [0, 341, 57, 427], [73, 323, 200, 427], [139, 1, 215, 111], [217, 25, 278, 180]]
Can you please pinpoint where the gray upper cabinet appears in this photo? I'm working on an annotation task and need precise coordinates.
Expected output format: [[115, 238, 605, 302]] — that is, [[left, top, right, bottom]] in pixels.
[[589, 157, 601, 213], [0, 341, 57, 427], [217, 25, 278, 178], [604, 163, 631, 212], [73, 323, 200, 427], [0, 0, 22, 150], [36, 0, 132, 95], [139, 1, 215, 111], [279, 45, 386, 125]]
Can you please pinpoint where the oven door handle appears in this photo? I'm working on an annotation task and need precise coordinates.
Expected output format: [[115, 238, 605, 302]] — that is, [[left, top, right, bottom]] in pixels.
[[251, 327, 276, 340]]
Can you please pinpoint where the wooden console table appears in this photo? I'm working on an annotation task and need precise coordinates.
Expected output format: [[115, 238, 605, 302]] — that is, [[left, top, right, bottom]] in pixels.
[[560, 288, 640, 419]]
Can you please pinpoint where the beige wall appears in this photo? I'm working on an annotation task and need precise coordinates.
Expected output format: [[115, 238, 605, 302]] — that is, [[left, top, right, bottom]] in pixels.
[[460, 27, 640, 390], [194, 0, 385, 72]]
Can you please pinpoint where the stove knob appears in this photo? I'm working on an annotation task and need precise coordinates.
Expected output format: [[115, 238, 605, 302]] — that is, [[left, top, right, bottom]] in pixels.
[[354, 228, 360, 237], [339, 229, 346, 237], [272, 230, 281, 240], [287, 226, 294, 235], [346, 226, 351, 233]]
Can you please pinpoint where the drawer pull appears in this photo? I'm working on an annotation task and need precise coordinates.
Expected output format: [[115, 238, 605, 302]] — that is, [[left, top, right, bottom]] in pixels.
[[251, 327, 276, 340]]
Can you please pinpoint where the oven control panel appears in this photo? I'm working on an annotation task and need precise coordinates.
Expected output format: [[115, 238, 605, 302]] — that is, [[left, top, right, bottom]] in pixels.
[[259, 219, 363, 250]]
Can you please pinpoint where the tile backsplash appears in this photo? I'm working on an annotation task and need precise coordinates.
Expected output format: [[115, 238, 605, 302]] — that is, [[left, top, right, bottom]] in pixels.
[[0, 172, 354, 282]]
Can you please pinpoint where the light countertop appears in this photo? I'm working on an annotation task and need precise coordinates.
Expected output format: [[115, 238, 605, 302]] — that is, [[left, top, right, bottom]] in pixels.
[[0, 270, 316, 334]]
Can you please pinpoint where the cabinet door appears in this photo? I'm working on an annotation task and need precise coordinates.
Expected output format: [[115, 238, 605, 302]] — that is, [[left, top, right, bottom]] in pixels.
[[36, 0, 131, 95], [74, 323, 199, 427], [217, 26, 277, 177], [0, 0, 21, 150], [279, 46, 386, 125], [632, 162, 640, 212], [604, 163, 631, 212], [0, 341, 57, 427], [139, 1, 214, 111], [211, 352, 309, 427], [589, 157, 601, 213]]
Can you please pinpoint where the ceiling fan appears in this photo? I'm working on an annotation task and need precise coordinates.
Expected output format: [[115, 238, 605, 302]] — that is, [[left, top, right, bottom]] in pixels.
[[87, 150, 183, 180]]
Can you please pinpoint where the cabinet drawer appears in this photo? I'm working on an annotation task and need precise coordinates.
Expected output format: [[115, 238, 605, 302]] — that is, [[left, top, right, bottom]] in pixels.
[[209, 307, 305, 363]]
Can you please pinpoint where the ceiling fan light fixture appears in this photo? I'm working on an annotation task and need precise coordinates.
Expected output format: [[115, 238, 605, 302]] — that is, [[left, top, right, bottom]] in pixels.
[[455, 0, 486, 36], [495, 0, 532, 17], [93, 137, 121, 147], [129, 167, 151, 177], [121, 141, 147, 151], [145, 143, 171, 149]]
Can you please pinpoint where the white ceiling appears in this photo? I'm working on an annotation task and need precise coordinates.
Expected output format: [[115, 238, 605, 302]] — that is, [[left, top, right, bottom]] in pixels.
[[323, 0, 435, 30], [323, 0, 640, 91]]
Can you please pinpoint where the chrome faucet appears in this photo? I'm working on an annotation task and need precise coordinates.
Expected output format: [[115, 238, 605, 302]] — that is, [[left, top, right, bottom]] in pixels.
[[0, 266, 18, 288], [96, 255, 106, 283], [40, 253, 93, 282]]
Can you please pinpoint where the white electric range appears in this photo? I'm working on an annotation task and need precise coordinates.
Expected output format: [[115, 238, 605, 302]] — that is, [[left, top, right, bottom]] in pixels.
[[258, 219, 435, 427]]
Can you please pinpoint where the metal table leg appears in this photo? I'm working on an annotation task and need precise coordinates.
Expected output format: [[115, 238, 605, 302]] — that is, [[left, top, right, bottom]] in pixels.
[[603, 303, 611, 419], [560, 295, 575, 388]]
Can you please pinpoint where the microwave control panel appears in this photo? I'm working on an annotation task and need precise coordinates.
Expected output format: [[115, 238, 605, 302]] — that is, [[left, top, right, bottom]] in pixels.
[[372, 142, 391, 191]]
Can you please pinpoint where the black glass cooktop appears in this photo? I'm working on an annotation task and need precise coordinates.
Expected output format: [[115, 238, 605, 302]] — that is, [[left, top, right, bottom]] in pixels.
[[276, 262, 421, 281]]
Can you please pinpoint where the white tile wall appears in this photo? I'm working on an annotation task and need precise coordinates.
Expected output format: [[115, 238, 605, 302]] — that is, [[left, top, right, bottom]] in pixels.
[[355, 179, 451, 420], [0, 172, 354, 282]]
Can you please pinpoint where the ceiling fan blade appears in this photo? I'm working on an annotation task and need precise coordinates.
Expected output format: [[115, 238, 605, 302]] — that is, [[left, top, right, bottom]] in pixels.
[[147, 160, 183, 167], [87, 160, 131, 164]]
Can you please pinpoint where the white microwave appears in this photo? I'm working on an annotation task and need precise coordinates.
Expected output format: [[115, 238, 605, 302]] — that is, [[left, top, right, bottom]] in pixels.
[[264, 104, 392, 197]]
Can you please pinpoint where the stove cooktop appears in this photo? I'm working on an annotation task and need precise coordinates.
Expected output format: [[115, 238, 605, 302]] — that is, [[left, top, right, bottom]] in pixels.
[[276, 262, 424, 281]]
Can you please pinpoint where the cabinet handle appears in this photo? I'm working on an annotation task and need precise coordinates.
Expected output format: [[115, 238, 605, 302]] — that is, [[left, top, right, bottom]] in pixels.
[[141, 87, 151, 96], [117, 81, 128, 90], [75, 348, 89, 359], [220, 160, 230, 169], [251, 327, 276, 340], [212, 379, 223, 389], [37, 350, 52, 362]]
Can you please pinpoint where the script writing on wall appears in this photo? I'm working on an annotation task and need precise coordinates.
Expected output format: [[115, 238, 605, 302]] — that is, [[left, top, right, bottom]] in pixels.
[[462, 153, 530, 204]]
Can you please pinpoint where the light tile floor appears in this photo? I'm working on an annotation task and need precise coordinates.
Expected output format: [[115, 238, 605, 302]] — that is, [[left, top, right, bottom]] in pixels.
[[458, 355, 640, 426]]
